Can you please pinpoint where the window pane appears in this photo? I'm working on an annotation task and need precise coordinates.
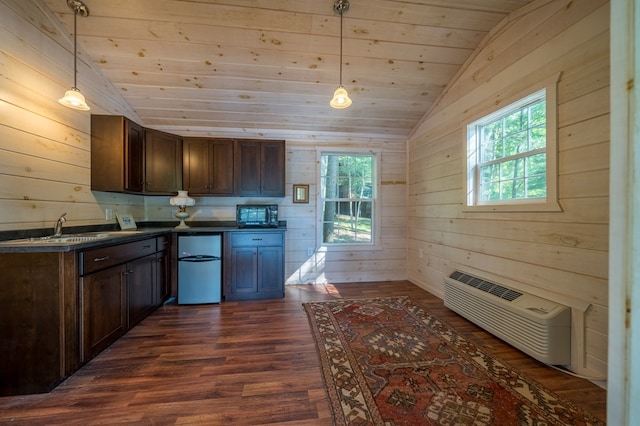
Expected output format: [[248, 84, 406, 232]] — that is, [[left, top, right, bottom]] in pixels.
[[320, 153, 375, 245], [500, 158, 524, 180], [482, 120, 503, 143], [480, 164, 499, 183], [501, 178, 525, 200], [504, 110, 527, 136], [529, 100, 546, 126], [529, 126, 546, 150], [322, 201, 372, 243], [504, 131, 527, 156], [481, 137, 503, 162], [480, 181, 500, 201], [472, 91, 548, 204], [526, 175, 547, 198], [527, 153, 546, 176]]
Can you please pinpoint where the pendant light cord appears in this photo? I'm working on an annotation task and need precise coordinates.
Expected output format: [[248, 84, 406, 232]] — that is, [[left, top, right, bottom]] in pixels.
[[72, 6, 78, 89], [339, 8, 343, 87]]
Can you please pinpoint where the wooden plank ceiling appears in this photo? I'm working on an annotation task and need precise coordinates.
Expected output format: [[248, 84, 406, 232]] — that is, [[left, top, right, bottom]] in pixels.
[[44, 0, 533, 141]]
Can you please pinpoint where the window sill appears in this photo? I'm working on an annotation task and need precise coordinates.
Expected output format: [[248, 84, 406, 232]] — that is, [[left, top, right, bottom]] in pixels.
[[319, 243, 383, 252], [463, 200, 563, 213]]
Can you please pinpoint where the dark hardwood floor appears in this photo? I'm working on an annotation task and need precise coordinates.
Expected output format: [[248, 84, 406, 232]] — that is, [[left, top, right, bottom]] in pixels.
[[0, 281, 606, 425]]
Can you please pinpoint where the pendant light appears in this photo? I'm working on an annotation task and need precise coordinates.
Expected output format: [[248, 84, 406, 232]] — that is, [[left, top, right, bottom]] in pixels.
[[58, 0, 90, 111], [330, 0, 352, 109]]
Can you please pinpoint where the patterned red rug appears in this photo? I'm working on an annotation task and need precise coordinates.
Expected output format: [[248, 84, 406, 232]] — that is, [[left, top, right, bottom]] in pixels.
[[303, 296, 604, 426]]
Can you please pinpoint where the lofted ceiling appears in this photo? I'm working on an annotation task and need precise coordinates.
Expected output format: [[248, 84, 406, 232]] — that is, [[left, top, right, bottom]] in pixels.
[[44, 0, 534, 141]]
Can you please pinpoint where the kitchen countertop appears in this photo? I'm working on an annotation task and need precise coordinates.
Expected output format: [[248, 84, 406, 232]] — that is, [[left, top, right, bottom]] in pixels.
[[0, 223, 286, 253]]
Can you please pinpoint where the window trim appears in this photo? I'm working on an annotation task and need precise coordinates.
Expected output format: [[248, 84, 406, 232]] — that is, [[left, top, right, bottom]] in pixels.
[[464, 73, 562, 212], [316, 148, 382, 251]]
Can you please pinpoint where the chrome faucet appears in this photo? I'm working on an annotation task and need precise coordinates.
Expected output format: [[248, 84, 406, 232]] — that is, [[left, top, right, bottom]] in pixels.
[[53, 213, 67, 237]]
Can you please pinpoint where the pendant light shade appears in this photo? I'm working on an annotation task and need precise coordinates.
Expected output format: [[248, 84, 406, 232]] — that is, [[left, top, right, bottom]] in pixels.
[[330, 86, 352, 109], [59, 0, 90, 111], [59, 88, 90, 111], [330, 0, 352, 109]]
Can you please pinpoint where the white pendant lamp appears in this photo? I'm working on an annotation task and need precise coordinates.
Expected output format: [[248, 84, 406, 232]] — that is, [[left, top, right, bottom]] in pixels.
[[58, 0, 90, 111], [330, 0, 352, 109]]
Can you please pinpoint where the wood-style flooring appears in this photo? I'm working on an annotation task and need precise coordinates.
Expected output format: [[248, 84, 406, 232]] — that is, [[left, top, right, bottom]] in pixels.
[[0, 281, 607, 425]]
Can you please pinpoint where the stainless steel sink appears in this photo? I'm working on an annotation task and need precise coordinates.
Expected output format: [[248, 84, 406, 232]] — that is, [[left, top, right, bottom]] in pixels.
[[23, 234, 111, 243], [0, 230, 148, 246]]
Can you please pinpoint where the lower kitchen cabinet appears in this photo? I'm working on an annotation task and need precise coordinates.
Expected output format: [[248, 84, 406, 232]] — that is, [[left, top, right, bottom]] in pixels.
[[0, 252, 78, 396], [224, 231, 285, 300], [81, 264, 127, 361], [156, 236, 170, 305], [0, 233, 173, 396], [127, 254, 157, 329], [79, 237, 167, 362]]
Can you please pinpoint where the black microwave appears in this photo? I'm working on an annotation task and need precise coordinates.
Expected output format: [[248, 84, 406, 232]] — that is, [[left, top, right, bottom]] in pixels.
[[236, 204, 279, 228]]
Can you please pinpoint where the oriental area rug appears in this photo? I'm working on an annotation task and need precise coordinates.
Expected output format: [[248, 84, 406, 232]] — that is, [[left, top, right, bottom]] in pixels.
[[303, 296, 604, 426]]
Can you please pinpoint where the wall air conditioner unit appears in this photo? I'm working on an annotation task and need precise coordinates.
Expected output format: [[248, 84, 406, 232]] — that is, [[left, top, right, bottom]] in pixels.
[[443, 271, 571, 365]]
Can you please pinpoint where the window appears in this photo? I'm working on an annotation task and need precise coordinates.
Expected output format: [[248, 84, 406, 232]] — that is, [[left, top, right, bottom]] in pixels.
[[465, 76, 560, 212], [319, 152, 377, 246]]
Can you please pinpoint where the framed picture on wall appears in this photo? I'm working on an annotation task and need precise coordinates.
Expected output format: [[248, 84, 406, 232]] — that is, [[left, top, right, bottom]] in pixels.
[[293, 184, 309, 203]]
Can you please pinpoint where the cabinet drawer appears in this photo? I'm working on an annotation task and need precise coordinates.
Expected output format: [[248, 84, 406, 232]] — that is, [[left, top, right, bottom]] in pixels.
[[230, 232, 283, 247], [157, 235, 169, 251], [80, 238, 157, 275]]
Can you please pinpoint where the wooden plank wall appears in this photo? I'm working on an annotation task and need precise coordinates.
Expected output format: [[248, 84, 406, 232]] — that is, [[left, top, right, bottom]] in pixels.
[[0, 0, 141, 232], [145, 138, 408, 284], [407, 0, 609, 378], [2, 0, 408, 285]]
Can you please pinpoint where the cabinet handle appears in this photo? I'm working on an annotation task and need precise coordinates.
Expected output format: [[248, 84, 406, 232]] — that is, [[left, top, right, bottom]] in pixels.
[[143, 244, 152, 249], [94, 256, 110, 262], [252, 238, 263, 241]]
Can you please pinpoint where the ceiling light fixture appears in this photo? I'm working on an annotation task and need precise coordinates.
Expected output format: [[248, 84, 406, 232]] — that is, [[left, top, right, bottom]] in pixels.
[[58, 0, 90, 111], [330, 0, 352, 109]]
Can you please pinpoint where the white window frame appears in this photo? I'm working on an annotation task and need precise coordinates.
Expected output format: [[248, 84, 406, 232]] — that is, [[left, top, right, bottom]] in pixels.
[[316, 149, 381, 251], [464, 74, 562, 212]]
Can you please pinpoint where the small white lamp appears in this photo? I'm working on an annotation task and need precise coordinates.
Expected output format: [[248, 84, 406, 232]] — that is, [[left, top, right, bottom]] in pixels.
[[169, 190, 195, 229]]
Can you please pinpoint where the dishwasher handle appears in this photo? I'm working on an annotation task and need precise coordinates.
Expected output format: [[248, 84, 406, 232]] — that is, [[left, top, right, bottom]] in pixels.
[[178, 255, 221, 263]]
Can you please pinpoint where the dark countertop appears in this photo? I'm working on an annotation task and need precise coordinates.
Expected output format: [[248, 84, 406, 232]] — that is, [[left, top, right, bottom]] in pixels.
[[0, 222, 286, 253]]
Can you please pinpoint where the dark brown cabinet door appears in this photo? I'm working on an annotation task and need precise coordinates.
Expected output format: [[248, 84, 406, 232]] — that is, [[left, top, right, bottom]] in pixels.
[[183, 138, 210, 194], [144, 128, 183, 194], [229, 246, 258, 296], [127, 254, 157, 328], [81, 265, 127, 362], [225, 231, 284, 300], [235, 139, 285, 196], [235, 140, 262, 195], [156, 249, 169, 305], [91, 115, 182, 194], [257, 245, 284, 296], [260, 141, 286, 196], [183, 138, 234, 195], [209, 139, 234, 195], [125, 120, 145, 193], [91, 115, 142, 192]]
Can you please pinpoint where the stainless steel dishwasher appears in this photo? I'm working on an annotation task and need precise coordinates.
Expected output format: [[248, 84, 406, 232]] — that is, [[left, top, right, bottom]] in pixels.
[[177, 233, 222, 304]]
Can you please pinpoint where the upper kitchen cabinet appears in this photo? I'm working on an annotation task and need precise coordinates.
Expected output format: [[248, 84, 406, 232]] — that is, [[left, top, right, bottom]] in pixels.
[[91, 115, 182, 195], [235, 139, 285, 197], [144, 129, 183, 194], [183, 138, 234, 196]]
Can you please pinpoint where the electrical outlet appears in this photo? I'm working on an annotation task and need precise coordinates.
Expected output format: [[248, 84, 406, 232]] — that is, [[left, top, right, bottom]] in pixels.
[[307, 247, 314, 256], [105, 208, 113, 220], [418, 248, 424, 258]]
